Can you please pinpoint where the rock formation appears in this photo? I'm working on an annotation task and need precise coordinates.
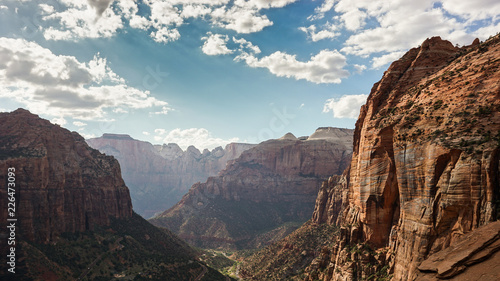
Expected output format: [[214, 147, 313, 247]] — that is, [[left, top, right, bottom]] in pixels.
[[0, 109, 230, 280], [150, 128, 353, 250], [87, 134, 254, 218], [0, 109, 132, 243], [301, 36, 500, 280]]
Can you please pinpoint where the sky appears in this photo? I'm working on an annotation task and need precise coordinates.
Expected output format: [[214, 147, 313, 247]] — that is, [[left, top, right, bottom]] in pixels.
[[0, 0, 499, 150]]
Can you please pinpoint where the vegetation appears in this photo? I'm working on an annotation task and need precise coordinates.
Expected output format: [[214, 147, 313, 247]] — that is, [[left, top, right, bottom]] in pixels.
[[239, 222, 339, 280], [14, 213, 231, 281]]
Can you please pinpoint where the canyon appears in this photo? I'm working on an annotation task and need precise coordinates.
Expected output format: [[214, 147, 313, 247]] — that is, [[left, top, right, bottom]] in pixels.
[[151, 127, 354, 250], [87, 134, 254, 218], [0, 109, 228, 280], [242, 35, 500, 280]]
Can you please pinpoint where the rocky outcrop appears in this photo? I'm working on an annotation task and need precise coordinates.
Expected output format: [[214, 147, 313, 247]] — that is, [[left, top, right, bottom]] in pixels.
[[417, 220, 500, 279], [300, 36, 500, 281], [0, 109, 133, 243], [87, 135, 254, 218], [150, 128, 353, 250]]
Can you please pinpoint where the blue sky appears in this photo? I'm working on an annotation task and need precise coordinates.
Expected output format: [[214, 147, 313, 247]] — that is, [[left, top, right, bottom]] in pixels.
[[0, 0, 499, 149]]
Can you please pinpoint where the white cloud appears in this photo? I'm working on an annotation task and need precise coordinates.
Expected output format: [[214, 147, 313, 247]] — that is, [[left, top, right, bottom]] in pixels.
[[0, 5, 8, 10], [181, 4, 212, 18], [73, 121, 87, 127], [299, 23, 339, 41], [201, 32, 234, 55], [51, 116, 67, 126], [237, 49, 349, 84], [0, 37, 169, 121], [353, 64, 367, 73], [235, 0, 299, 9], [233, 37, 261, 54], [142, 131, 150, 136], [117, 0, 150, 30], [441, 0, 500, 21], [305, 0, 499, 69], [371, 51, 405, 69], [323, 94, 368, 119], [41, 0, 124, 41], [79, 132, 96, 139], [86, 0, 113, 17], [309, 0, 335, 20], [152, 106, 174, 115], [153, 128, 239, 150], [211, 5, 273, 33]]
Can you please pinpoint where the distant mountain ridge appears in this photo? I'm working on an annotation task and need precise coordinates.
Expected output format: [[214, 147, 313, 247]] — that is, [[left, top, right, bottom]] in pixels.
[[150, 127, 354, 250], [87, 134, 255, 218]]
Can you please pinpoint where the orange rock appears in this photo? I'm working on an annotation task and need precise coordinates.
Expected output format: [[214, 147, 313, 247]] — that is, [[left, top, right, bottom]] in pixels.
[[309, 35, 500, 281]]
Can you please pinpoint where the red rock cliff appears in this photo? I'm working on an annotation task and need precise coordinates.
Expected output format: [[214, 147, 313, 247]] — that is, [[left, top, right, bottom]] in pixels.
[[0, 109, 132, 243], [307, 36, 500, 280]]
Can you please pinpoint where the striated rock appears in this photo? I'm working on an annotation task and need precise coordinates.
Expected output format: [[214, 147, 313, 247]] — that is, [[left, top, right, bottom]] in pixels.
[[150, 128, 353, 250], [87, 135, 254, 218], [0, 109, 133, 243], [298, 35, 500, 281], [417, 220, 500, 279]]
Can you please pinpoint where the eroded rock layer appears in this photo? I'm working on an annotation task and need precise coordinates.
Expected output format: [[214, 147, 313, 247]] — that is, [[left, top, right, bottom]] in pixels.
[[0, 109, 133, 243], [303, 36, 500, 281], [150, 128, 353, 250]]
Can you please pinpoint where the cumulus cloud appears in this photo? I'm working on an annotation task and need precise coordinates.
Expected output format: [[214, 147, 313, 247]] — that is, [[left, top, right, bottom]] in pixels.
[[237, 49, 349, 84], [323, 94, 368, 119], [0, 37, 169, 120], [309, 0, 335, 20], [201, 32, 234, 55], [306, 0, 500, 68], [211, 5, 273, 33], [441, 0, 500, 21], [371, 51, 405, 69], [235, 0, 299, 9], [34, 0, 297, 42], [233, 37, 261, 54], [73, 121, 87, 127], [299, 23, 339, 41], [353, 64, 367, 73], [51, 116, 67, 126], [151, 106, 174, 115], [153, 128, 239, 150], [41, 0, 124, 40], [86, 0, 113, 17]]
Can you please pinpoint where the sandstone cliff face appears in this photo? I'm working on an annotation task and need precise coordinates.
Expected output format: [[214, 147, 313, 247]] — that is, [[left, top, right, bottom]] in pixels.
[[87, 134, 254, 218], [304, 36, 500, 281], [150, 128, 353, 250], [0, 109, 132, 243]]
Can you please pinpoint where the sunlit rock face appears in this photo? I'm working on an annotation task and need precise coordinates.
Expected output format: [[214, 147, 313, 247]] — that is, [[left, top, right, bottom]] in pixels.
[[306, 36, 500, 280]]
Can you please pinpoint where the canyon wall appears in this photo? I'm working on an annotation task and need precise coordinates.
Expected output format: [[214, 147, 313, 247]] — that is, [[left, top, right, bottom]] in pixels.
[[305, 36, 500, 280], [151, 128, 353, 250], [87, 134, 254, 218], [0, 109, 133, 243]]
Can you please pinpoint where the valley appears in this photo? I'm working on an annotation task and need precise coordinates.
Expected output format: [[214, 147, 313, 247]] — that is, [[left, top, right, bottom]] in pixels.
[[1, 34, 499, 281]]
